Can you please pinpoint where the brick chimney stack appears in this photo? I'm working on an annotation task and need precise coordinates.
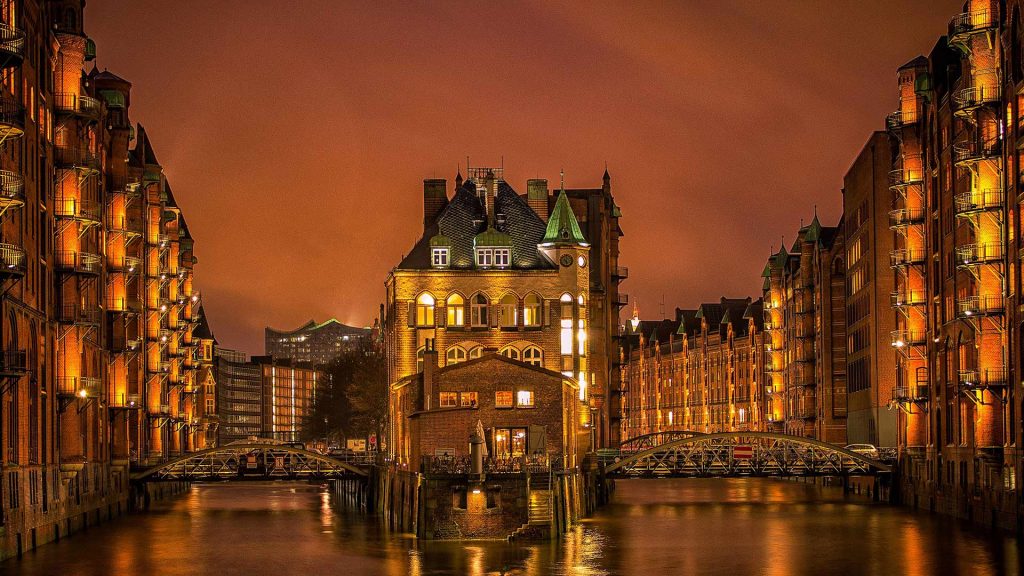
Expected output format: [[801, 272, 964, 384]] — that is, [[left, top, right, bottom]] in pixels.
[[527, 179, 549, 222], [422, 344, 438, 410], [423, 179, 447, 229]]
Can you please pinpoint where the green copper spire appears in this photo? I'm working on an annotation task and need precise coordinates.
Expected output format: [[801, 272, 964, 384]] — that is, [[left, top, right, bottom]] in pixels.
[[543, 185, 587, 245]]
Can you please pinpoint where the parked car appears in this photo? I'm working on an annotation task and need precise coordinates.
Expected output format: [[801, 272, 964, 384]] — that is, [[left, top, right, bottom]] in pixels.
[[843, 444, 879, 459]]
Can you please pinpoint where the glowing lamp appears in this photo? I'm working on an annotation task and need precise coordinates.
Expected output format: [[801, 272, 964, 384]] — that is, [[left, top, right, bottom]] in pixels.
[[471, 488, 481, 495], [77, 389, 88, 398]]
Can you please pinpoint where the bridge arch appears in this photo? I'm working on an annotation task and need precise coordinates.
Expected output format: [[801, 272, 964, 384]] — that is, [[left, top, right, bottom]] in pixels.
[[605, 431, 892, 477], [131, 443, 369, 482], [617, 430, 704, 453]]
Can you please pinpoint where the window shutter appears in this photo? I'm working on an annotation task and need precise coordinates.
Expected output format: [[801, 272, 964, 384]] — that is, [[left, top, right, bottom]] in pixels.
[[547, 301, 555, 326], [407, 301, 415, 327], [490, 304, 500, 328], [437, 306, 446, 328]]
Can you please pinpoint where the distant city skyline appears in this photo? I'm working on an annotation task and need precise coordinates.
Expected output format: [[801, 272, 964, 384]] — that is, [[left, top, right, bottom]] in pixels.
[[83, 0, 961, 354]]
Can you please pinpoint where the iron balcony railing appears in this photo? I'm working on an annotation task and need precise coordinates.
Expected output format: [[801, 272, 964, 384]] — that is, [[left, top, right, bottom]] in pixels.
[[954, 189, 1004, 216], [53, 93, 102, 120], [57, 376, 101, 398], [110, 335, 142, 352], [612, 266, 629, 279], [615, 293, 629, 306], [110, 255, 142, 274], [0, 242, 26, 276], [956, 294, 1005, 317], [885, 109, 918, 131], [53, 145, 100, 170], [105, 213, 142, 233], [0, 350, 27, 375], [58, 305, 102, 327], [148, 233, 170, 247], [888, 207, 925, 229], [955, 242, 1003, 267], [890, 330, 926, 348], [952, 84, 1001, 113], [891, 290, 926, 308], [889, 248, 927, 267], [54, 197, 101, 223], [894, 385, 929, 402], [109, 392, 141, 409], [0, 96, 24, 133], [953, 138, 1001, 166], [958, 368, 1008, 389], [0, 169, 24, 204], [949, 10, 996, 45], [158, 403, 171, 415], [0, 23, 25, 66], [888, 158, 924, 189], [55, 250, 101, 275]]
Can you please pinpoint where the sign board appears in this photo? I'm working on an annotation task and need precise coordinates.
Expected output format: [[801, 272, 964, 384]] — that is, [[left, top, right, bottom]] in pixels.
[[368, 434, 378, 449], [434, 447, 457, 457], [346, 439, 367, 452], [733, 445, 754, 460]]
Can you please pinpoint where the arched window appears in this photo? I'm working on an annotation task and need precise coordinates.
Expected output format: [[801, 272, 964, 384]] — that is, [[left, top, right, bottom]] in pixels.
[[471, 293, 488, 327], [446, 346, 467, 366], [416, 346, 425, 373], [416, 293, 435, 327], [523, 294, 541, 327], [499, 294, 518, 328], [523, 346, 543, 367], [560, 293, 573, 356], [500, 346, 520, 361], [446, 294, 465, 327], [469, 346, 484, 359]]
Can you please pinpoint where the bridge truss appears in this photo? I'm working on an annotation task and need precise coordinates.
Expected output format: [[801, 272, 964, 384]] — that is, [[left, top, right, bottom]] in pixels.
[[604, 432, 892, 478], [131, 444, 368, 482]]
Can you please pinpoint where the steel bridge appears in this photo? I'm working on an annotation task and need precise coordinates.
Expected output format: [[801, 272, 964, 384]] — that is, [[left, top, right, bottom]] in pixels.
[[131, 444, 369, 482], [602, 432, 892, 478]]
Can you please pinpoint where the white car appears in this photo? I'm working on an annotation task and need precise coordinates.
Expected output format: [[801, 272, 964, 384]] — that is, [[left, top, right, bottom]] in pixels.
[[844, 444, 879, 459]]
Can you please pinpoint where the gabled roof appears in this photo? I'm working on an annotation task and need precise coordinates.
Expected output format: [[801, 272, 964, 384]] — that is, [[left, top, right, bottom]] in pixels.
[[136, 124, 160, 166], [193, 304, 216, 343], [542, 188, 586, 245]]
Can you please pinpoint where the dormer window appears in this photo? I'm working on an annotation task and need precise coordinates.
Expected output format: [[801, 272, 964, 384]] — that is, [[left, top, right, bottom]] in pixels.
[[431, 247, 449, 268], [494, 248, 510, 267], [476, 248, 493, 267]]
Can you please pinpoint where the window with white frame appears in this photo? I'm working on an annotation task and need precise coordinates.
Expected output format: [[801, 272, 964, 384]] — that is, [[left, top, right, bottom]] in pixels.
[[494, 248, 510, 267], [523, 294, 542, 327], [446, 346, 467, 366], [500, 346, 520, 361], [476, 248, 493, 267], [471, 294, 488, 327], [499, 294, 518, 328], [416, 293, 435, 326], [431, 248, 449, 267], [446, 294, 465, 327], [469, 346, 484, 359], [523, 345, 543, 367]]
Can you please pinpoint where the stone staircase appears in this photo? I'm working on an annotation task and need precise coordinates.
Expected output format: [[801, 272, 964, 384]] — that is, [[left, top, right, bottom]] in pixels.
[[509, 473, 554, 540]]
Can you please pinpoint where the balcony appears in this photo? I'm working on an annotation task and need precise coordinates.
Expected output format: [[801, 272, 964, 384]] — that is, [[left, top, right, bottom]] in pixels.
[[958, 368, 1008, 389], [952, 84, 1001, 117], [955, 242, 1003, 268], [107, 297, 143, 315], [612, 266, 629, 279], [0, 350, 27, 376], [110, 335, 142, 353], [57, 376, 101, 398], [889, 248, 926, 268], [106, 213, 142, 235], [891, 290, 926, 308], [109, 392, 141, 409], [888, 160, 924, 190], [956, 294, 1005, 317], [948, 10, 996, 49], [0, 169, 24, 209], [954, 189, 1003, 216], [53, 145, 100, 172], [0, 242, 25, 278], [55, 250, 101, 276], [110, 255, 141, 274], [54, 197, 102, 225], [0, 96, 24, 139], [149, 328, 172, 343], [58, 305, 102, 327], [888, 208, 925, 230], [885, 109, 918, 131], [894, 385, 929, 403], [953, 138, 1001, 167], [614, 292, 629, 306], [890, 330, 926, 348], [0, 23, 25, 67], [53, 93, 102, 121], [148, 233, 170, 248]]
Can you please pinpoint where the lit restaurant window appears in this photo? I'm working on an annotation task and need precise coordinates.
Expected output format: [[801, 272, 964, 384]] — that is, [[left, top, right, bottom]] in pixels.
[[440, 392, 458, 408]]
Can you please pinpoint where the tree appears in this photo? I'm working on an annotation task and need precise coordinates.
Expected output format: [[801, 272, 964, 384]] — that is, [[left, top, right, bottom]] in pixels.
[[303, 338, 386, 447]]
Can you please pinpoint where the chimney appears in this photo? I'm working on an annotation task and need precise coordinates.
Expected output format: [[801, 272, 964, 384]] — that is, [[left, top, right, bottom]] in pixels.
[[484, 170, 496, 224], [423, 179, 447, 229], [527, 179, 549, 222], [422, 343, 438, 410]]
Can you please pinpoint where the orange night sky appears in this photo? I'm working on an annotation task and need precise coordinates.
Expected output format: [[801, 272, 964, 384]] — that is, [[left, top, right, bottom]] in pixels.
[[83, 1, 962, 355]]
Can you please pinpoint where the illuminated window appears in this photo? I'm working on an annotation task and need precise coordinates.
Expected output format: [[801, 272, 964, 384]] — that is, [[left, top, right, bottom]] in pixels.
[[500, 346, 520, 361], [577, 319, 587, 355], [516, 390, 534, 408], [460, 392, 478, 408], [416, 293, 435, 326], [469, 346, 484, 359], [416, 346, 425, 373], [446, 346, 467, 366], [476, 248, 493, 267], [499, 294, 518, 328], [494, 248, 510, 267], [495, 390, 513, 408], [446, 294, 465, 326], [523, 346, 543, 367], [471, 293, 488, 327], [431, 248, 449, 267], [523, 294, 541, 327], [560, 293, 573, 356], [439, 392, 458, 408]]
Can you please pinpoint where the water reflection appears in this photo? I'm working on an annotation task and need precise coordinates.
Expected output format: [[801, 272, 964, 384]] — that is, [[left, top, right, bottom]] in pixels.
[[3, 479, 1019, 576]]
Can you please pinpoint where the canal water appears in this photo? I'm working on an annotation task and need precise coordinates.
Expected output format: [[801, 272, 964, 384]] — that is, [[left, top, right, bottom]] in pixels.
[[3, 479, 1020, 575]]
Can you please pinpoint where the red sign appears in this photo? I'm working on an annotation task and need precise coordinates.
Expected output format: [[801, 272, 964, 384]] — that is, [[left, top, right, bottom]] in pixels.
[[734, 445, 753, 460]]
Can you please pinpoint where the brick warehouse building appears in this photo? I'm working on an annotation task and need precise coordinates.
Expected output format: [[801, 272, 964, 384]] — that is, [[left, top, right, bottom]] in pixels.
[[384, 166, 623, 461], [619, 298, 768, 439], [0, 1, 213, 558]]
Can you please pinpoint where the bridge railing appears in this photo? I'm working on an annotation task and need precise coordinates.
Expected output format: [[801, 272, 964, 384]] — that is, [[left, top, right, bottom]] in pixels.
[[420, 453, 560, 475]]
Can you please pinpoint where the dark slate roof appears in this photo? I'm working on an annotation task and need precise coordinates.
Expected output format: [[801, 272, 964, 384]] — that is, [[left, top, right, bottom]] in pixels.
[[632, 319, 680, 346], [397, 179, 552, 270], [674, 308, 700, 337], [136, 124, 160, 166], [194, 305, 216, 343], [743, 299, 765, 331], [93, 68, 132, 86]]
